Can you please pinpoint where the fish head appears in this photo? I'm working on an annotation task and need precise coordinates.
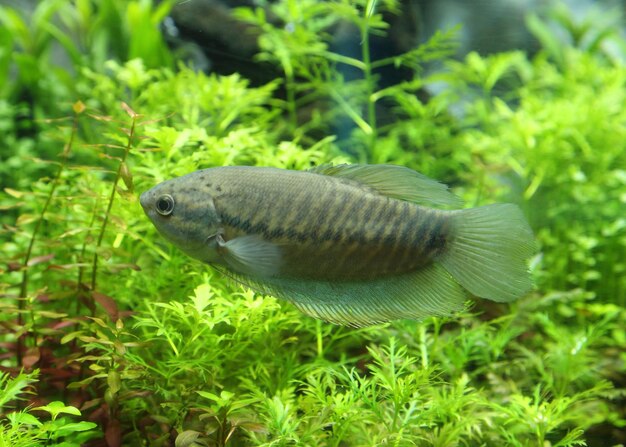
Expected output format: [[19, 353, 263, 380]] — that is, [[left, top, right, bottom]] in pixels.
[[140, 173, 222, 263]]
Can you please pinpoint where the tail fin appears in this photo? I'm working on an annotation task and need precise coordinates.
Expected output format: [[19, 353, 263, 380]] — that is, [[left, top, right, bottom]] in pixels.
[[438, 204, 536, 302]]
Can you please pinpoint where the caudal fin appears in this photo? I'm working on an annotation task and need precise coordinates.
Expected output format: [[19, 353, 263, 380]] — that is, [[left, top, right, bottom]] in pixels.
[[438, 204, 536, 302]]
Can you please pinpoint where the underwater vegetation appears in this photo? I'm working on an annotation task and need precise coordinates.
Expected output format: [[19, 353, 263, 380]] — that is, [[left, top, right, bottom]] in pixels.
[[0, 0, 624, 446]]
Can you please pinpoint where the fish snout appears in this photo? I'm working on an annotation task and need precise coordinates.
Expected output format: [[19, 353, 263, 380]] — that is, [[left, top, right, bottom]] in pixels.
[[139, 190, 150, 211]]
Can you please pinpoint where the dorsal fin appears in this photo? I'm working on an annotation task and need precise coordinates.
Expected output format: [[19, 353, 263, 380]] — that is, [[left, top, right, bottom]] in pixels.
[[310, 164, 462, 208]]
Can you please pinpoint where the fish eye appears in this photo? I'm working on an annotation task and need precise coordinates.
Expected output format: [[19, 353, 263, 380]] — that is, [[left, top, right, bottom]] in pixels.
[[155, 194, 175, 216]]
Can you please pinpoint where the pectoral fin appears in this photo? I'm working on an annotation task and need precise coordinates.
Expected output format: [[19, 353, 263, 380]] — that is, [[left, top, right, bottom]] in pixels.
[[217, 235, 282, 278]]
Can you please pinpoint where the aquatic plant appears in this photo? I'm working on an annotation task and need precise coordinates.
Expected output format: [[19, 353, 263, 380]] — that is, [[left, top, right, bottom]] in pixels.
[[0, 0, 624, 446], [0, 370, 100, 445]]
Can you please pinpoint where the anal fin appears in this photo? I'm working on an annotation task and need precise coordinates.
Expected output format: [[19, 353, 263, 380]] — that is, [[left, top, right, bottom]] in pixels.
[[229, 263, 467, 327]]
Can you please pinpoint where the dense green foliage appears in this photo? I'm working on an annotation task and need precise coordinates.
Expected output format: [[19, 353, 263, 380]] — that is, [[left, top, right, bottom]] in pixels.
[[0, 0, 624, 446]]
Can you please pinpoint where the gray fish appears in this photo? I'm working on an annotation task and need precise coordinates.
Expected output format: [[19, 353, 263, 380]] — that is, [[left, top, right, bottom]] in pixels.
[[140, 164, 535, 326]]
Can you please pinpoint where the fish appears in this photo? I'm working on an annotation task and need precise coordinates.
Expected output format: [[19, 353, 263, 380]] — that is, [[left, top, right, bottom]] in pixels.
[[140, 164, 535, 326]]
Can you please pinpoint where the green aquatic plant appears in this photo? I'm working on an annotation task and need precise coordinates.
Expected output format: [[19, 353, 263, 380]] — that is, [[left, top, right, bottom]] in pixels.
[[0, 0, 177, 194], [0, 0, 625, 445], [0, 371, 100, 446], [235, 0, 457, 153]]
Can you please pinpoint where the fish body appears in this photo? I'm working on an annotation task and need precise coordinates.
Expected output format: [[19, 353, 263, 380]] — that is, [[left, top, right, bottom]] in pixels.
[[140, 165, 535, 326]]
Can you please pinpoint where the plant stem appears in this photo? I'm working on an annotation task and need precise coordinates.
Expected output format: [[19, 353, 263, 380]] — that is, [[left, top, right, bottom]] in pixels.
[[316, 319, 323, 358], [361, 0, 378, 153], [418, 324, 429, 369], [285, 69, 298, 131], [16, 110, 79, 366], [90, 108, 137, 291], [77, 201, 99, 315]]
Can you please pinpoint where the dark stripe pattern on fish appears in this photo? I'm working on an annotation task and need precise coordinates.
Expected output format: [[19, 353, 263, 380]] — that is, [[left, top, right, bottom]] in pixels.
[[140, 164, 535, 326]]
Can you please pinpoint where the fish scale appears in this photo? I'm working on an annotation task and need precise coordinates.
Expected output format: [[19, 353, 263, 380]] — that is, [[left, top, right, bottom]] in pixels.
[[312, 190, 345, 242]]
